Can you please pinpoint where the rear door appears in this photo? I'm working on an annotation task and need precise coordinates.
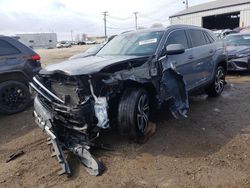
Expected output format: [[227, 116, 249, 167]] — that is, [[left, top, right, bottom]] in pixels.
[[187, 29, 214, 87], [0, 38, 22, 72], [164, 29, 197, 90]]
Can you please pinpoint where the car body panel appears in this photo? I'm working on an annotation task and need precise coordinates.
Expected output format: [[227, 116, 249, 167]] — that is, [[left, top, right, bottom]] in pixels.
[[0, 36, 41, 82]]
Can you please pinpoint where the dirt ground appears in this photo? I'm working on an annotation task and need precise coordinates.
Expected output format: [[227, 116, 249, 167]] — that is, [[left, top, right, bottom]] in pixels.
[[0, 46, 250, 188], [36, 45, 93, 66]]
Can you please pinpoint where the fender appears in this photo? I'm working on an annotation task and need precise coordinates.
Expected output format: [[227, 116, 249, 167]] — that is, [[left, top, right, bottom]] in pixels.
[[213, 53, 228, 77], [0, 70, 30, 84]]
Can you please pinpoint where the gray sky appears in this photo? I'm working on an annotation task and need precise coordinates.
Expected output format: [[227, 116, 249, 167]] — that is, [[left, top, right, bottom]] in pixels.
[[0, 0, 214, 40]]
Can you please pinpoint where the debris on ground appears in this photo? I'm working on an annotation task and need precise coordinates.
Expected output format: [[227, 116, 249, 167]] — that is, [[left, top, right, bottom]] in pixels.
[[213, 108, 221, 113], [6, 150, 24, 163]]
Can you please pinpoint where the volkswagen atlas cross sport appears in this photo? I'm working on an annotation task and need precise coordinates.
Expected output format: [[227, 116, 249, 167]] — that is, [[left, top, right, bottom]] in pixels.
[[30, 25, 227, 176]]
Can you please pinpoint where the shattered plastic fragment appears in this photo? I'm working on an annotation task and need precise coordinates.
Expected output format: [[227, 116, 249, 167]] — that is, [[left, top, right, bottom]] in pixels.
[[94, 97, 109, 129]]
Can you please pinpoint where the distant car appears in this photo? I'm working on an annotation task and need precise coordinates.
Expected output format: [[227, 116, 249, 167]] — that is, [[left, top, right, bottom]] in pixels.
[[56, 41, 72, 48], [69, 44, 103, 60], [224, 33, 250, 71], [213, 29, 237, 39], [77, 40, 96, 45], [0, 35, 41, 114]]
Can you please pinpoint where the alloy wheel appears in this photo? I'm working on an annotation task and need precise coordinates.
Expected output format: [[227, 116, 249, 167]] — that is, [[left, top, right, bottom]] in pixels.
[[1, 85, 28, 110], [137, 93, 150, 133], [215, 68, 225, 93]]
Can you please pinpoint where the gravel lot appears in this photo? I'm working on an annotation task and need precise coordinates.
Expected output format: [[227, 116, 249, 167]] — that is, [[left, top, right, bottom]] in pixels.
[[0, 46, 250, 188]]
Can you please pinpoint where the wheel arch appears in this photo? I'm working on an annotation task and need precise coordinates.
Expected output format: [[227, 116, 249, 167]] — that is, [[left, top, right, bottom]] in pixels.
[[122, 80, 158, 109], [0, 71, 30, 85], [217, 60, 228, 73]]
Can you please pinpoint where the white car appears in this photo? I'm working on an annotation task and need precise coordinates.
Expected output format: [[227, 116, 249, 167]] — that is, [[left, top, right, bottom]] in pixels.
[[56, 41, 72, 48]]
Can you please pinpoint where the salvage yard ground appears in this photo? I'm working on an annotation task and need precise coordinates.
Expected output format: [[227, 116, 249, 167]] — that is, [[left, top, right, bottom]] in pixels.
[[0, 46, 250, 188]]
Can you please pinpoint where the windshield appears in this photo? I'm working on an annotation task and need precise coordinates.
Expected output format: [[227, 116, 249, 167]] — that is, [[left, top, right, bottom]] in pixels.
[[85, 44, 102, 53], [224, 35, 250, 46], [97, 31, 164, 56]]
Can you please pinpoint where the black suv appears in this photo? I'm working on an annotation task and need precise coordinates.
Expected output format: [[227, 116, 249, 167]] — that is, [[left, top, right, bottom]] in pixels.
[[31, 25, 227, 176], [0, 36, 41, 114]]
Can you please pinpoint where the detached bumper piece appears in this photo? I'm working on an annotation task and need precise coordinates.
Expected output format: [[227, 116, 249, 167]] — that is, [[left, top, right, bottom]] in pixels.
[[34, 109, 105, 176], [47, 135, 71, 176], [47, 134, 105, 176]]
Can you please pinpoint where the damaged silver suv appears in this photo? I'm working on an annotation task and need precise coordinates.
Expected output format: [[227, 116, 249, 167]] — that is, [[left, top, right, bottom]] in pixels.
[[30, 25, 227, 176]]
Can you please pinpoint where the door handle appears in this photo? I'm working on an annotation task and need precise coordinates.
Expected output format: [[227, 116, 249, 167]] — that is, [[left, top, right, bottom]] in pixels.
[[209, 50, 214, 54], [188, 55, 194, 60]]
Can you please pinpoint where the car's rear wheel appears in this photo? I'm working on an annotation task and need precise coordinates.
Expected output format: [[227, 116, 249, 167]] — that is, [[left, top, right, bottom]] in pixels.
[[206, 66, 225, 97], [0, 81, 31, 115], [118, 88, 150, 139]]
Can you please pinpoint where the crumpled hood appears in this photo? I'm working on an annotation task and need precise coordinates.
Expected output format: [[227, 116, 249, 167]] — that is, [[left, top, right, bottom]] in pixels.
[[227, 45, 250, 57], [40, 55, 148, 76]]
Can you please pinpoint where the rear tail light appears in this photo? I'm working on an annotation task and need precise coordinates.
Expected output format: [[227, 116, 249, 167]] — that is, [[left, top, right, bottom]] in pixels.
[[31, 54, 41, 61]]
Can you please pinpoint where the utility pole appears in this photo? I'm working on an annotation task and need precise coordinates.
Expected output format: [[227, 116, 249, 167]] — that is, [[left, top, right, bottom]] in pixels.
[[183, 0, 189, 9], [103, 11, 108, 40], [133, 12, 138, 30], [70, 30, 73, 42]]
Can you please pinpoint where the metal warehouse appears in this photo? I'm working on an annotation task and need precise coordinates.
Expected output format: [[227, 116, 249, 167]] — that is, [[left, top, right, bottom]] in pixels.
[[170, 0, 250, 30], [16, 33, 57, 49]]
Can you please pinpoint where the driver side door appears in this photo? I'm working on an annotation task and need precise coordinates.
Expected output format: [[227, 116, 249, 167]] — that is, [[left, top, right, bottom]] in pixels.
[[162, 29, 196, 90]]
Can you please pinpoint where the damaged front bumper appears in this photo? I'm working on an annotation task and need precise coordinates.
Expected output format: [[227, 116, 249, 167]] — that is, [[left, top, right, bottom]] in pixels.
[[228, 56, 250, 71], [33, 96, 105, 176], [33, 96, 71, 175], [30, 76, 109, 176]]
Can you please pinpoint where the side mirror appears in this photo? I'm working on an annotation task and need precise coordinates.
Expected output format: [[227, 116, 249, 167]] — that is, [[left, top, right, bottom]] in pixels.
[[166, 44, 185, 55]]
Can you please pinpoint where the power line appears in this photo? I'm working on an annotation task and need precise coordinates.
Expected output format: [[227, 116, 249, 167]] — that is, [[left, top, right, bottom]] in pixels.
[[107, 26, 135, 30], [139, 0, 178, 17], [140, 15, 169, 23], [108, 14, 133, 21]]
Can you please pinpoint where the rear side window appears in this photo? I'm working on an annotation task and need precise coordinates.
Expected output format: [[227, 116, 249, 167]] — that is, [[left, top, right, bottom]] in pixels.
[[188, 29, 207, 47], [0, 39, 20, 56], [167, 30, 189, 49], [206, 32, 216, 43]]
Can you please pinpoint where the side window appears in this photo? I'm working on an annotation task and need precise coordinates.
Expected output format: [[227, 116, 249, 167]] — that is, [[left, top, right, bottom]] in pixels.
[[0, 39, 20, 56], [166, 30, 189, 49], [188, 29, 207, 47], [205, 32, 216, 43], [202, 32, 211, 44]]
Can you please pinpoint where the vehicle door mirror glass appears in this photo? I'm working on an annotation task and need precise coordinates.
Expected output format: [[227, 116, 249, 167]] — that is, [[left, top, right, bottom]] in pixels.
[[166, 44, 185, 55]]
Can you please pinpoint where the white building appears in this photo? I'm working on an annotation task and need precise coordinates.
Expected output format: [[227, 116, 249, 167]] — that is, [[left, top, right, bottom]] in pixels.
[[170, 0, 250, 30], [16, 33, 57, 49]]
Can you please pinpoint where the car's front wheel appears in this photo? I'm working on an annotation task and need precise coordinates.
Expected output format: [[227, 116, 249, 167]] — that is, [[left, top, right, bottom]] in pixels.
[[206, 66, 226, 97], [0, 81, 31, 115], [118, 88, 150, 139]]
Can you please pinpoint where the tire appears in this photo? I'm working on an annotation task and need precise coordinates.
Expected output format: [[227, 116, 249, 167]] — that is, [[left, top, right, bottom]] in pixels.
[[118, 88, 150, 139], [206, 66, 225, 97], [0, 81, 31, 115]]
